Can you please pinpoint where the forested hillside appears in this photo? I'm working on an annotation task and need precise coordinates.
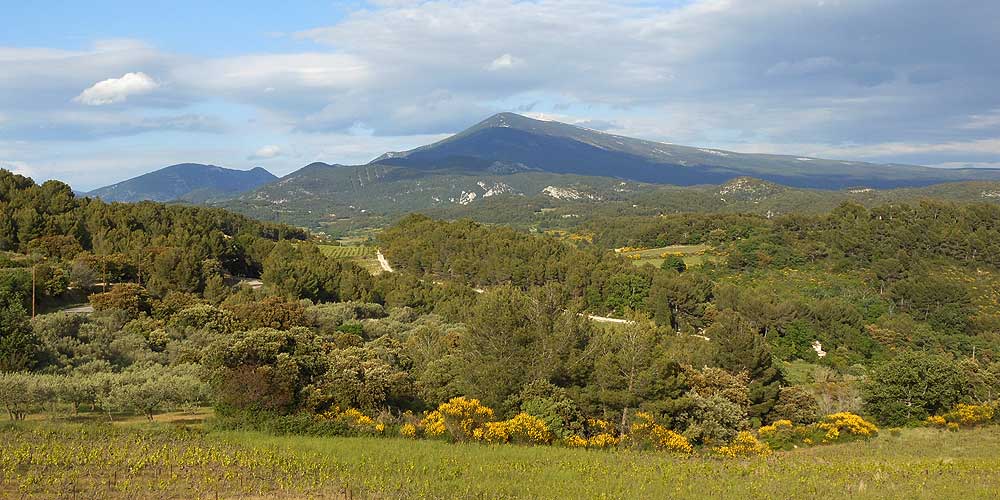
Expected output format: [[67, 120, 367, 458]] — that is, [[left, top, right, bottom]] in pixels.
[[0, 169, 306, 318], [3, 167, 999, 469]]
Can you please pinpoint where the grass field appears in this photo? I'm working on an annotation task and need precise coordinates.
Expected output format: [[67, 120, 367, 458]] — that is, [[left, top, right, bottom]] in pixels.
[[621, 244, 718, 269], [4, 417, 1000, 499], [316, 244, 384, 275]]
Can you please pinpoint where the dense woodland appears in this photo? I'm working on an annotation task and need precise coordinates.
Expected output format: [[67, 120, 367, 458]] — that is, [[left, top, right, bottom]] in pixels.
[[2, 167, 999, 449]]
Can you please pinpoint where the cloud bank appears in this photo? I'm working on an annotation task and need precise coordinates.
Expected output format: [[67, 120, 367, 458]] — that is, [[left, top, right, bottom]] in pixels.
[[1, 0, 998, 189]]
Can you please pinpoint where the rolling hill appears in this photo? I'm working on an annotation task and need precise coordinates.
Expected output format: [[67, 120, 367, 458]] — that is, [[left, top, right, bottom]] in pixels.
[[87, 163, 277, 203]]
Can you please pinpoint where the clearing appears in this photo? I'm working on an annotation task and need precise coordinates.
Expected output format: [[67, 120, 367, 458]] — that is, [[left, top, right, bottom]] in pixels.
[[620, 244, 717, 268], [316, 243, 384, 275]]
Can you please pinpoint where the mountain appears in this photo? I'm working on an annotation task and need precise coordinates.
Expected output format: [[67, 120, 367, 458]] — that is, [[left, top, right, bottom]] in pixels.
[[374, 112, 1000, 189], [216, 113, 1000, 233], [87, 163, 277, 203]]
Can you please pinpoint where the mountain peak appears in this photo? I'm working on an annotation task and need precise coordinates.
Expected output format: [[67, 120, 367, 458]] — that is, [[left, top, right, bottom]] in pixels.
[[464, 112, 570, 136], [477, 112, 535, 128]]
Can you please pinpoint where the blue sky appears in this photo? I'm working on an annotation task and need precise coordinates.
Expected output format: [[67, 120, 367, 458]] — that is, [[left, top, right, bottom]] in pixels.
[[2, 0, 999, 191]]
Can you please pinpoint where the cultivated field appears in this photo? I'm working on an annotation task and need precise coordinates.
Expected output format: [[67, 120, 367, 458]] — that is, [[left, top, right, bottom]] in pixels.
[[620, 244, 717, 268], [316, 244, 384, 274], [4, 419, 1000, 499]]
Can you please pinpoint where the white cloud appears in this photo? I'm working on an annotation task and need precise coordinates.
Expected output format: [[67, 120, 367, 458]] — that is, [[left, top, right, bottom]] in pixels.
[[74, 72, 160, 105], [960, 109, 1000, 130], [1, 160, 35, 178], [249, 145, 282, 160], [488, 54, 521, 71], [176, 53, 369, 93]]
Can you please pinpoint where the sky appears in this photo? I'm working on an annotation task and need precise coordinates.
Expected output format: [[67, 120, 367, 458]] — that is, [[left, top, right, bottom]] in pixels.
[[2, 0, 999, 191]]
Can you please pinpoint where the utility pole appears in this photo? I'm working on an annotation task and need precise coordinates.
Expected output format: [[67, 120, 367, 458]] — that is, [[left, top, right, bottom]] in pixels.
[[31, 264, 36, 318]]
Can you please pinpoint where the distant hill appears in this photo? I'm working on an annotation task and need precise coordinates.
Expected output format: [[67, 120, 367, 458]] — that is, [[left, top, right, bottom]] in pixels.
[[218, 158, 1000, 234], [375, 112, 1000, 189], [87, 163, 277, 203]]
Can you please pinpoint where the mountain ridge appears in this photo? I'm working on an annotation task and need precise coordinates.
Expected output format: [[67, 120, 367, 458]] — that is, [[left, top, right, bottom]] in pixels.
[[87, 163, 277, 203], [371, 113, 1000, 189]]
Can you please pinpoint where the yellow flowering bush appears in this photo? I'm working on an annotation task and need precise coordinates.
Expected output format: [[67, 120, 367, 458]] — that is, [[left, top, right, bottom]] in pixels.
[[400, 423, 417, 438], [418, 397, 497, 441], [586, 418, 616, 434], [563, 435, 588, 448], [715, 431, 772, 458], [419, 410, 447, 438], [473, 413, 553, 445], [943, 403, 995, 427], [757, 419, 793, 438], [817, 412, 878, 442], [925, 415, 947, 428], [505, 413, 553, 444], [630, 412, 693, 454], [756, 419, 817, 450], [587, 433, 621, 449], [320, 407, 385, 435], [927, 403, 997, 430]]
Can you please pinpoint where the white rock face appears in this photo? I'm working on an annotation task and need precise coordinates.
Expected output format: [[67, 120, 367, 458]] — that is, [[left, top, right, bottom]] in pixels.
[[982, 190, 1000, 199], [541, 186, 600, 200], [812, 340, 827, 358], [698, 148, 730, 157], [477, 180, 513, 197], [457, 191, 478, 205]]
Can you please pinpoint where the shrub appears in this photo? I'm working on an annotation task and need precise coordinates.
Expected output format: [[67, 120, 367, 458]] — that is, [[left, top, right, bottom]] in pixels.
[[89, 284, 152, 318], [630, 412, 692, 454], [586, 433, 622, 449], [321, 407, 386, 435], [927, 403, 996, 429], [660, 255, 687, 273], [715, 431, 772, 458], [400, 423, 417, 438], [419, 397, 495, 441], [817, 412, 878, 442], [944, 403, 995, 427], [419, 410, 448, 438], [475, 413, 552, 445], [771, 386, 820, 424]]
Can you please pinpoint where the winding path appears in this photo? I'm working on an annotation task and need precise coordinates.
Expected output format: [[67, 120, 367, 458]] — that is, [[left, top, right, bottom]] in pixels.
[[376, 250, 394, 273]]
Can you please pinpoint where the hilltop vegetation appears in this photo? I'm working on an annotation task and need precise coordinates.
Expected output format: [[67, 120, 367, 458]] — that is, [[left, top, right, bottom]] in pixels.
[[218, 163, 1000, 235]]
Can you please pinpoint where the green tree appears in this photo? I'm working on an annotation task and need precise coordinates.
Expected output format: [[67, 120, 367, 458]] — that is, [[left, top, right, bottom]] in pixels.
[[660, 255, 686, 273], [709, 310, 784, 422], [0, 290, 35, 371], [863, 351, 969, 425], [604, 273, 650, 314]]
